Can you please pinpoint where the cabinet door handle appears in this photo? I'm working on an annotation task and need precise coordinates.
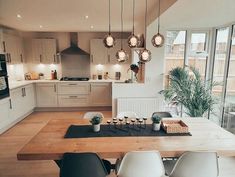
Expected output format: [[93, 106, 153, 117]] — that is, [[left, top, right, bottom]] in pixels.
[[9, 53, 12, 63], [20, 54, 23, 63], [2, 41, 6, 53], [22, 88, 24, 97], [9, 99, 12, 109], [69, 96, 78, 98], [90, 84, 91, 92], [39, 54, 42, 63], [24, 88, 26, 96], [108, 55, 110, 63], [54, 84, 57, 92], [91, 55, 93, 63], [68, 83, 77, 86]]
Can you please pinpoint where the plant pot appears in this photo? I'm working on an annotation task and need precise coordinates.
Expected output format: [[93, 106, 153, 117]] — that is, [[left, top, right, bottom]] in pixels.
[[153, 123, 161, 131], [93, 124, 100, 132]]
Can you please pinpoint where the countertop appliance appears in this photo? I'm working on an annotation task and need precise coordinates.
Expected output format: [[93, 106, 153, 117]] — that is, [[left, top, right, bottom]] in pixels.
[[0, 54, 10, 99], [60, 77, 89, 81]]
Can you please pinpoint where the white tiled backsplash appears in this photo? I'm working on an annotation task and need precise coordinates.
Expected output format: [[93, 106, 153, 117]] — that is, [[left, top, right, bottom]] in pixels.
[[7, 62, 131, 81]]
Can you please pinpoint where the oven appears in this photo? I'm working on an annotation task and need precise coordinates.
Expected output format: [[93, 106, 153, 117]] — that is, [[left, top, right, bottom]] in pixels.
[[0, 54, 9, 99]]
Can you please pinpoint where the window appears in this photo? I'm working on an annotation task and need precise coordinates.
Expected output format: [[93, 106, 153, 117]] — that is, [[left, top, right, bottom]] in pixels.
[[164, 31, 186, 87], [188, 32, 209, 78]]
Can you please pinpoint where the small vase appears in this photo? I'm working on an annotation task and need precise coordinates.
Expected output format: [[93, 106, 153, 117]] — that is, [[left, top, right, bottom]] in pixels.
[[153, 123, 161, 131], [93, 124, 100, 132]]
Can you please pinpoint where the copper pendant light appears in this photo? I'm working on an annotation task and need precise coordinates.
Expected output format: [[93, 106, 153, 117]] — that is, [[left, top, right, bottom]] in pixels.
[[103, 0, 116, 48], [151, 0, 164, 47], [139, 0, 151, 62], [127, 0, 139, 48], [116, 0, 128, 63]]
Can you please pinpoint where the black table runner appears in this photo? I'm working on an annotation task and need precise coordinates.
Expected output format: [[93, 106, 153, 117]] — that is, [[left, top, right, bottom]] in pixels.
[[64, 124, 191, 138]]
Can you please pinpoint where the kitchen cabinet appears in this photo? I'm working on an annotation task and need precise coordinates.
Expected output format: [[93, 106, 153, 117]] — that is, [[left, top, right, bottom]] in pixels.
[[90, 39, 108, 64], [58, 83, 90, 107], [58, 83, 90, 95], [0, 84, 35, 134], [90, 83, 111, 106], [0, 98, 11, 133], [58, 95, 89, 107], [90, 39, 131, 65], [2, 33, 24, 64], [26, 38, 57, 64], [36, 83, 58, 107], [10, 84, 36, 121]]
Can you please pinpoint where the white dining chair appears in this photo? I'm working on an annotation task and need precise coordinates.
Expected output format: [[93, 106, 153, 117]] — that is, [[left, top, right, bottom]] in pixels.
[[83, 112, 104, 119], [167, 151, 219, 177], [117, 151, 165, 177], [116, 111, 138, 118]]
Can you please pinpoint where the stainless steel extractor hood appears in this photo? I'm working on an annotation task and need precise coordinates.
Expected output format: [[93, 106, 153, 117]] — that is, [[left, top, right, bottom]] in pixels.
[[61, 32, 89, 55]]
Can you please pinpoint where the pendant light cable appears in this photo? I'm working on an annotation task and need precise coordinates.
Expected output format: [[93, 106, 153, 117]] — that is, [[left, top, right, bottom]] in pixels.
[[109, 0, 111, 34], [144, 0, 147, 48], [157, 0, 160, 33], [121, 0, 123, 49], [132, 0, 135, 34]]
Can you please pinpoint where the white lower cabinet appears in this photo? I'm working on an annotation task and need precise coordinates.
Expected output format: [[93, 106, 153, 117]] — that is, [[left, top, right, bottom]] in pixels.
[[90, 83, 111, 106], [58, 95, 89, 107], [0, 84, 35, 134], [36, 83, 58, 107], [0, 98, 11, 133]]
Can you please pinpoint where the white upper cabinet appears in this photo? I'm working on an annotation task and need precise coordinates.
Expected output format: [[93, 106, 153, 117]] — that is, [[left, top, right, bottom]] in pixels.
[[90, 39, 108, 64], [26, 38, 57, 64], [2, 33, 24, 64], [90, 39, 131, 65]]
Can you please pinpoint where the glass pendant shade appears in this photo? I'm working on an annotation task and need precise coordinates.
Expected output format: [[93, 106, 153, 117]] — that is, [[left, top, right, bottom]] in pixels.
[[116, 49, 128, 63], [103, 34, 116, 48], [139, 48, 151, 62], [127, 34, 139, 48], [151, 33, 164, 47]]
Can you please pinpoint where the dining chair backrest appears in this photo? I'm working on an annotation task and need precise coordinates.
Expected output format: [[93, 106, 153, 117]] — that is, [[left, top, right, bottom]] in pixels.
[[117, 111, 138, 118], [152, 112, 172, 118], [60, 153, 108, 177], [83, 112, 104, 119], [169, 151, 219, 177], [117, 151, 165, 177]]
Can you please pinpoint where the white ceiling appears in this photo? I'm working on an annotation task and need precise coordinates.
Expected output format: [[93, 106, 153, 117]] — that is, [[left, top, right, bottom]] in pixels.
[[160, 0, 235, 29], [0, 0, 172, 32]]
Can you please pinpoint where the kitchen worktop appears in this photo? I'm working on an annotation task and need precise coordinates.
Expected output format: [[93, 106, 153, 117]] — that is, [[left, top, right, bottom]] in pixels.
[[9, 79, 125, 90]]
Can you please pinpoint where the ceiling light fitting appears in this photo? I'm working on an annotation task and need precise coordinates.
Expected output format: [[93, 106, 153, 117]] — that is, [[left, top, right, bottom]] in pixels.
[[151, 0, 164, 47], [139, 0, 151, 63], [127, 0, 139, 48], [104, 0, 116, 48], [116, 0, 128, 63]]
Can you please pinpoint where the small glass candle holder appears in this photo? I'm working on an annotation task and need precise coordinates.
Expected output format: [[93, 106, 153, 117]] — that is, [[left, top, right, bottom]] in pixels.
[[113, 120, 118, 129], [126, 121, 130, 131], [124, 116, 128, 123], [107, 120, 111, 129], [139, 119, 143, 129], [131, 119, 135, 128], [143, 117, 148, 128], [119, 118, 124, 128]]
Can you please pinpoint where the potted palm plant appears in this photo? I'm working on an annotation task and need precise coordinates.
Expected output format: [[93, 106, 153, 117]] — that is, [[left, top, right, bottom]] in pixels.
[[90, 115, 103, 132], [151, 115, 162, 131], [160, 67, 217, 117]]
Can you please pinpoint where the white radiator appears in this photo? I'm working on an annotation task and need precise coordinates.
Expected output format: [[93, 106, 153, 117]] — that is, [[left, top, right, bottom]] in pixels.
[[117, 97, 164, 117]]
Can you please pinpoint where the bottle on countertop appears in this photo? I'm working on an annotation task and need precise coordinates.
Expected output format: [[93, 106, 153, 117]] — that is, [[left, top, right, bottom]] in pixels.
[[51, 70, 55, 80], [54, 70, 57, 80], [104, 72, 109, 80]]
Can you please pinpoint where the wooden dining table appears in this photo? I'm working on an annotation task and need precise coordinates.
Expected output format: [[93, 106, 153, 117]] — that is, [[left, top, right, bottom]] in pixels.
[[17, 117, 235, 161]]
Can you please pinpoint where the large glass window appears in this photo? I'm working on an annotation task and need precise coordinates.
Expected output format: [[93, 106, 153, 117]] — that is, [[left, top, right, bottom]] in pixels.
[[164, 31, 186, 87], [223, 25, 235, 133], [210, 27, 230, 125], [188, 32, 208, 78]]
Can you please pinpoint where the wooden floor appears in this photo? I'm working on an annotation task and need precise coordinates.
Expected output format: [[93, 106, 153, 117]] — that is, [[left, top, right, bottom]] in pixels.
[[0, 111, 235, 177]]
